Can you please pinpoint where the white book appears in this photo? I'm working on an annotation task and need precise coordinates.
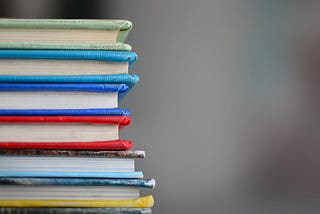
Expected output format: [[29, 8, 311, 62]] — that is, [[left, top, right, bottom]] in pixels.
[[0, 156, 135, 173], [0, 123, 119, 142], [0, 186, 140, 200]]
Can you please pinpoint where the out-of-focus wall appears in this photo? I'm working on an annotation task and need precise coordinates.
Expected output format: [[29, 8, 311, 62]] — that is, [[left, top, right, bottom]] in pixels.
[[104, 1, 248, 213]]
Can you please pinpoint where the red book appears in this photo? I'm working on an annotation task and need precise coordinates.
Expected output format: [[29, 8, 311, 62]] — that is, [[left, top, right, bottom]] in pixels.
[[0, 140, 132, 150], [0, 115, 131, 150], [0, 115, 130, 125]]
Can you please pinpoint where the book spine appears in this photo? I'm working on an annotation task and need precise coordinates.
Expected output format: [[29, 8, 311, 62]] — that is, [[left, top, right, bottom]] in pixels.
[[0, 140, 132, 150]]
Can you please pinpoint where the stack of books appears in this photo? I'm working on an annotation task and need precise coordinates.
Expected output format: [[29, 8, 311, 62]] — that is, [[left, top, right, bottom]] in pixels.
[[0, 19, 154, 214]]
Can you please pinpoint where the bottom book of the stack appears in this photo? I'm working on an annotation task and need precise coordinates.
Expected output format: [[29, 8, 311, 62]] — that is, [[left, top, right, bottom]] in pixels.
[[0, 150, 155, 213]]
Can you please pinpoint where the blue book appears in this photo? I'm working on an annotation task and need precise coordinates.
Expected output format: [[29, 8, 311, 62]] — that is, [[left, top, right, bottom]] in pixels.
[[0, 83, 128, 92], [0, 108, 130, 115], [0, 49, 138, 88], [0, 73, 139, 94], [0, 50, 139, 92], [0, 171, 143, 179], [0, 83, 128, 109], [0, 50, 137, 65], [0, 178, 155, 188]]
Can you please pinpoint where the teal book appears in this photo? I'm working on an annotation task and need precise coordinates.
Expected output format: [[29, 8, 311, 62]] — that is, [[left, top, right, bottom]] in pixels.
[[0, 19, 133, 50], [0, 49, 139, 92]]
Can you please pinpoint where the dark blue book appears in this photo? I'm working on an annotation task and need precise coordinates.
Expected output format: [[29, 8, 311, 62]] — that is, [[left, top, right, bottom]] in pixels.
[[0, 108, 130, 116]]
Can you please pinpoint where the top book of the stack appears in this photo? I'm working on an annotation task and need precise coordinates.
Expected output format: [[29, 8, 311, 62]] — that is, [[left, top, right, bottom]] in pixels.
[[0, 19, 132, 50]]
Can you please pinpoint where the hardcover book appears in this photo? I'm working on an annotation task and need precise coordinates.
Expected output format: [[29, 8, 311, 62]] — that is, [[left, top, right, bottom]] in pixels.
[[0, 146, 143, 178], [0, 83, 128, 109], [0, 179, 155, 200], [0, 115, 130, 144], [0, 19, 133, 49], [0, 50, 137, 76], [0, 207, 152, 214]]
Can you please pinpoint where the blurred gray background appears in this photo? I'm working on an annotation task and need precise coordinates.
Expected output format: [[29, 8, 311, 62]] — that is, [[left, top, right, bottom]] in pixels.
[[4, 1, 320, 213]]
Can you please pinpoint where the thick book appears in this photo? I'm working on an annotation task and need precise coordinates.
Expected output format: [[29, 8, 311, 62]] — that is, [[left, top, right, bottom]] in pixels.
[[0, 208, 152, 214], [0, 178, 155, 188], [0, 148, 143, 178], [0, 50, 137, 76], [0, 19, 132, 49], [0, 115, 130, 143], [0, 195, 154, 208], [0, 83, 128, 109]]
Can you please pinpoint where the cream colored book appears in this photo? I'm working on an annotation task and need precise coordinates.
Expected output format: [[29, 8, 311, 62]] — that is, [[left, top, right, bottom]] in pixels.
[[0, 19, 132, 50]]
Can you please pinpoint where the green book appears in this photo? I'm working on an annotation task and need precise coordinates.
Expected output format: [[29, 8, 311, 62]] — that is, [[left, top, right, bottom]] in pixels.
[[0, 19, 132, 50]]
